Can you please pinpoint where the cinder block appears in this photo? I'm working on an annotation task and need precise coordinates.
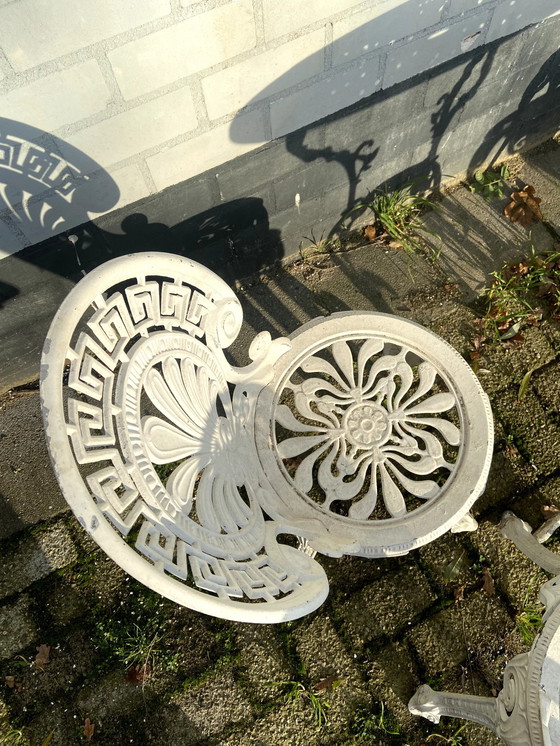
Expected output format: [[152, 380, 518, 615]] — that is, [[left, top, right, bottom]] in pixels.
[[384, 12, 491, 89], [270, 55, 382, 139], [202, 30, 325, 120], [273, 160, 348, 212], [262, 0, 361, 41], [146, 110, 266, 190], [109, 0, 256, 100], [324, 79, 426, 151], [332, 0, 443, 67], [0, 60, 111, 133], [216, 130, 324, 201], [62, 86, 197, 167], [0, 0, 171, 70], [486, 0, 560, 42], [103, 163, 152, 214]]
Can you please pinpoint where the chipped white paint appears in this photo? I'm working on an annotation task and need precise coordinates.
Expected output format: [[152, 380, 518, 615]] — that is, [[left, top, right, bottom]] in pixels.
[[41, 253, 493, 621]]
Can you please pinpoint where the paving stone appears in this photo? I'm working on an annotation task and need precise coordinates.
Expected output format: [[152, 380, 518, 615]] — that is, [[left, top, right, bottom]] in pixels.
[[0, 521, 78, 600], [532, 360, 560, 418], [418, 532, 478, 593], [407, 589, 513, 678], [474, 326, 557, 395], [0, 391, 69, 540], [0, 595, 36, 660], [7, 629, 98, 717], [341, 563, 436, 651], [468, 519, 547, 611], [147, 668, 253, 744], [41, 577, 87, 627], [493, 386, 560, 476], [293, 616, 369, 731], [367, 641, 421, 731], [26, 703, 80, 746], [236, 625, 293, 703], [218, 700, 323, 746], [471, 447, 537, 516]]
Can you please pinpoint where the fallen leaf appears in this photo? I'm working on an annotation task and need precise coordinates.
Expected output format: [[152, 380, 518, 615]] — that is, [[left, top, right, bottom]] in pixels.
[[41, 732, 55, 746], [83, 718, 95, 741], [504, 185, 543, 227], [482, 568, 495, 596], [500, 321, 522, 340], [34, 644, 51, 670], [363, 224, 377, 241], [127, 663, 151, 684], [5, 675, 15, 688], [541, 505, 560, 520], [444, 551, 466, 583], [314, 675, 343, 692], [454, 585, 465, 605]]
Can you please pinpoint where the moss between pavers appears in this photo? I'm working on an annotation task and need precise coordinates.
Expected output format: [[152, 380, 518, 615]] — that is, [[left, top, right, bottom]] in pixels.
[[145, 668, 254, 745], [340, 563, 436, 651], [292, 616, 370, 732], [469, 519, 548, 612], [407, 589, 514, 680], [493, 386, 560, 475]]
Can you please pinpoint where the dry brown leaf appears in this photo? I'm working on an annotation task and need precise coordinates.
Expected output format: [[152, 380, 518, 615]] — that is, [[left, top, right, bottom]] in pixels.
[[314, 675, 341, 692], [482, 568, 495, 596], [504, 185, 543, 227], [454, 585, 465, 605], [34, 644, 51, 669], [5, 675, 15, 688], [363, 224, 377, 241], [541, 505, 560, 520], [127, 663, 152, 685], [83, 717, 95, 741]]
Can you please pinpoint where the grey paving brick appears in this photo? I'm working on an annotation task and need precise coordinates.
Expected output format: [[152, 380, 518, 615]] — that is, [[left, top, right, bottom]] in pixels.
[[0, 521, 78, 600], [0, 595, 36, 660], [293, 616, 369, 730], [236, 625, 293, 703], [407, 589, 513, 677], [341, 563, 436, 650], [147, 669, 253, 744], [469, 519, 548, 612], [367, 641, 421, 731]]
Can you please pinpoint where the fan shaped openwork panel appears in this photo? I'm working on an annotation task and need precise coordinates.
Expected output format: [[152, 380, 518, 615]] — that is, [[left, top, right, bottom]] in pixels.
[[254, 313, 493, 557], [40, 253, 328, 623]]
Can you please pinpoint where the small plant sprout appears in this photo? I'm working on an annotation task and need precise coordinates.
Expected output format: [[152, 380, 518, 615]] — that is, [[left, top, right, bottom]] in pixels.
[[276, 679, 331, 727], [299, 231, 340, 262], [469, 164, 510, 201], [516, 574, 544, 645], [348, 183, 440, 258], [427, 722, 467, 744]]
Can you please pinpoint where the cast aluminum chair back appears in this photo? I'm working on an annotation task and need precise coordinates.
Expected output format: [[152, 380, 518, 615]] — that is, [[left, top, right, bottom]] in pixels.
[[409, 512, 560, 745], [40, 252, 493, 623]]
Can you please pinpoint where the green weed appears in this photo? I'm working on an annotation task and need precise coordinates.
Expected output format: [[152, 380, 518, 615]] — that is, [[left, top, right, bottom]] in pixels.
[[469, 164, 510, 201], [427, 723, 467, 744], [276, 680, 331, 727], [348, 183, 440, 258], [352, 703, 401, 740], [516, 574, 544, 645], [299, 231, 341, 262]]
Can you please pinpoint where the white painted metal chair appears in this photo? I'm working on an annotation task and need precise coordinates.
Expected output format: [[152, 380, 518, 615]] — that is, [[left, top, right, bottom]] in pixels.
[[40, 252, 493, 623], [409, 512, 560, 745]]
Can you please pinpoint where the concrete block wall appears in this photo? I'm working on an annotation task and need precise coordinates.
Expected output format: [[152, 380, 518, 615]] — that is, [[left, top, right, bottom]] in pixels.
[[0, 0, 559, 259]]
